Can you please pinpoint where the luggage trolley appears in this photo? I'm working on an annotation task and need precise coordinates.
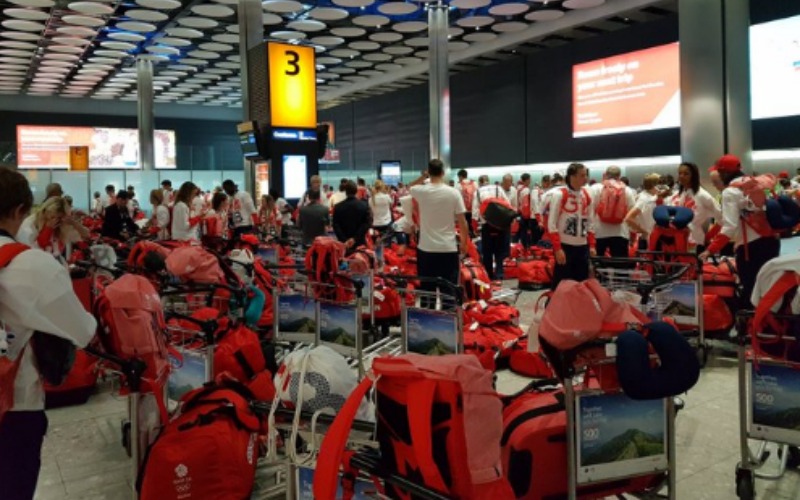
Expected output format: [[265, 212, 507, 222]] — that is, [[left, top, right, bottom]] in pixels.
[[542, 262, 692, 500], [734, 311, 800, 500], [395, 276, 464, 357], [591, 254, 709, 365]]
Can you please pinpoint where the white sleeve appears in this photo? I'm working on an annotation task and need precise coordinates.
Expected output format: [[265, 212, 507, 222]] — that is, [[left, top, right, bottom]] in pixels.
[[472, 188, 481, 221], [244, 193, 257, 220], [171, 202, 191, 237], [0, 251, 96, 348], [705, 190, 722, 222], [719, 189, 741, 240], [454, 189, 467, 215], [156, 206, 170, 228], [548, 190, 562, 234]]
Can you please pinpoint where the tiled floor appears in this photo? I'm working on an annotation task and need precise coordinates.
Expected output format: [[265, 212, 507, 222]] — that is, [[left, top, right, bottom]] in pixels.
[[34, 241, 800, 499]]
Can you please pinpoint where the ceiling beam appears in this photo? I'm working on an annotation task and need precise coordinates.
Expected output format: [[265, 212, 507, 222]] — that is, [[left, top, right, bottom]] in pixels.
[[318, 0, 663, 104]]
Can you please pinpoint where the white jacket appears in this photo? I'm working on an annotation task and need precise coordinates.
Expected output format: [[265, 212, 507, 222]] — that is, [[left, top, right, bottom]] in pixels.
[[716, 186, 764, 249], [171, 201, 197, 241], [751, 253, 800, 314], [667, 187, 721, 246], [547, 186, 594, 249], [0, 237, 96, 411]]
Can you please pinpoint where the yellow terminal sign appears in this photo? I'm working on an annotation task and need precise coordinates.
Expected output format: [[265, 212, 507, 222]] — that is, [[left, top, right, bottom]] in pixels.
[[268, 42, 317, 129]]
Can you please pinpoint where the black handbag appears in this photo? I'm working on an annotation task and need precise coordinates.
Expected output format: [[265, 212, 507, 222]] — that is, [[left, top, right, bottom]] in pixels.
[[31, 331, 76, 386]]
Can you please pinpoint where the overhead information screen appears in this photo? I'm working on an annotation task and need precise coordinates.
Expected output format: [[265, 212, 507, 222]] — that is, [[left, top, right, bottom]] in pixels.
[[572, 42, 680, 138], [750, 14, 800, 120]]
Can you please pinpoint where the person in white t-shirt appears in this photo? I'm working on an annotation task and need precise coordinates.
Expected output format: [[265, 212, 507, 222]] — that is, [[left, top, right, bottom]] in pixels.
[[147, 189, 170, 240], [501, 174, 518, 211], [409, 159, 469, 310], [0, 168, 96, 500], [329, 179, 348, 211], [370, 180, 393, 232], [161, 180, 174, 207], [624, 173, 661, 251], [223, 179, 257, 238], [590, 166, 636, 258]]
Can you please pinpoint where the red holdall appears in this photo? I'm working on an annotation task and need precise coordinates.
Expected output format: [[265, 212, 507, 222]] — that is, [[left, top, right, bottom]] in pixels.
[[463, 300, 520, 326], [138, 382, 264, 500], [502, 390, 663, 499], [44, 350, 98, 409], [702, 294, 734, 336], [214, 324, 275, 401], [517, 259, 553, 291], [702, 259, 737, 299], [461, 260, 492, 302]]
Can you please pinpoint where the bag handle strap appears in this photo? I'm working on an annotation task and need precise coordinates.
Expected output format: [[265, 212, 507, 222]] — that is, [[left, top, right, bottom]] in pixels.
[[753, 272, 798, 335], [406, 378, 448, 492], [0, 243, 29, 269], [314, 376, 374, 499]]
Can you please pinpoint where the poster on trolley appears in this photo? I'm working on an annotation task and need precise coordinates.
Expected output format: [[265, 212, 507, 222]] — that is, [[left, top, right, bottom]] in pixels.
[[577, 392, 668, 484], [749, 362, 800, 447]]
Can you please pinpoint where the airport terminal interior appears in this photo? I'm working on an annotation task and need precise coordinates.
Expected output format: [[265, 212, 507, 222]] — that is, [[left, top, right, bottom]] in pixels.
[[1, 0, 800, 498]]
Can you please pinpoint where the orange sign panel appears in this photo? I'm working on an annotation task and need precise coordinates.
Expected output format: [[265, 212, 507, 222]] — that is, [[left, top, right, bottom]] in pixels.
[[268, 42, 317, 129], [69, 145, 89, 171]]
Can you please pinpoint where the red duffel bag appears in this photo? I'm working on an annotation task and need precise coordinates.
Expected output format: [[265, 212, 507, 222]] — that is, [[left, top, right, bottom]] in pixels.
[[517, 259, 553, 291], [702, 258, 737, 298], [702, 294, 734, 335]]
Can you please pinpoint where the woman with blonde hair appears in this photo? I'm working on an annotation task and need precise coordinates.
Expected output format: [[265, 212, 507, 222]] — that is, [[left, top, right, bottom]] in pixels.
[[258, 194, 281, 236], [624, 173, 661, 250], [17, 196, 89, 258], [147, 188, 170, 240], [370, 179, 393, 233]]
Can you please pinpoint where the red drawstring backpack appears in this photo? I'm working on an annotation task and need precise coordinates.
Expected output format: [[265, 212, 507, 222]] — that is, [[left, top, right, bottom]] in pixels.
[[539, 279, 649, 351], [314, 354, 514, 499], [165, 246, 224, 283], [304, 236, 347, 300], [595, 179, 629, 224]]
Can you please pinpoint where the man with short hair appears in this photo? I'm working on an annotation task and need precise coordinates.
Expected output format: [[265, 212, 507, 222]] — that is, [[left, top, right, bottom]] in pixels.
[[101, 190, 138, 240], [329, 178, 348, 208], [161, 180, 174, 206], [474, 175, 511, 281], [333, 180, 371, 250], [45, 183, 63, 200], [300, 175, 328, 208], [223, 179, 257, 238], [298, 189, 330, 245], [456, 169, 478, 237], [102, 184, 116, 214], [0, 167, 96, 500], [590, 166, 635, 258], [410, 159, 469, 309]]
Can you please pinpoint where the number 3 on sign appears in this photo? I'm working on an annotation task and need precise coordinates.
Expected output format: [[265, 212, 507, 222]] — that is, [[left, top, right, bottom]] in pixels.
[[285, 50, 299, 76]]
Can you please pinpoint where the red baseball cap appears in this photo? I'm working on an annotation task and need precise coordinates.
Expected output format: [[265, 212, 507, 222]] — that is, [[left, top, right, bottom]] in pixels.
[[778, 170, 789, 179], [714, 154, 742, 174]]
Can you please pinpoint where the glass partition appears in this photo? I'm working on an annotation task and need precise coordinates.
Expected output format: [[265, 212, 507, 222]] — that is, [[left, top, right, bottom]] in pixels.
[[53, 171, 89, 213], [162, 171, 191, 191], [90, 171, 125, 207], [23, 170, 52, 205], [221, 170, 245, 191], [192, 171, 223, 193], [125, 171, 160, 217]]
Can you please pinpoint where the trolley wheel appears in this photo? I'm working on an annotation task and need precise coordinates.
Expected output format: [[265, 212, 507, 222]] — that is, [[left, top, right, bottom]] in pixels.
[[121, 420, 131, 458], [736, 465, 755, 500], [696, 344, 710, 368]]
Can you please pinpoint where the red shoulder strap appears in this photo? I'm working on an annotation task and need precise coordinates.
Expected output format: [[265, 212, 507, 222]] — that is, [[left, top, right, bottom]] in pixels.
[[0, 243, 29, 269], [314, 376, 374, 499], [753, 272, 798, 333]]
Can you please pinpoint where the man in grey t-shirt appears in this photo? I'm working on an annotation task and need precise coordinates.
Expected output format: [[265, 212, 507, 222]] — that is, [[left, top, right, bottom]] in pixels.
[[298, 189, 330, 245]]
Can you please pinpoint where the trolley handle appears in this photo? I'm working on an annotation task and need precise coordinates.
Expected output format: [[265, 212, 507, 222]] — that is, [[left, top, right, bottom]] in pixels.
[[349, 449, 452, 500], [84, 345, 147, 392], [72, 260, 126, 279], [163, 311, 219, 343], [251, 405, 376, 433], [376, 273, 463, 305]]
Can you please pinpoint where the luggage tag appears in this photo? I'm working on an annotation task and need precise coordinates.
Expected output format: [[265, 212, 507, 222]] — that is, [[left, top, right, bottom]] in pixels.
[[605, 341, 617, 358]]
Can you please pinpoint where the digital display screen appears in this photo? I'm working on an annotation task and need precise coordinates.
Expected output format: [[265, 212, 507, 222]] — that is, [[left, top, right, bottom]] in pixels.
[[272, 129, 317, 141], [16, 125, 177, 169], [572, 42, 680, 138], [283, 154, 308, 199], [380, 161, 401, 187], [239, 132, 259, 158], [750, 14, 800, 120]]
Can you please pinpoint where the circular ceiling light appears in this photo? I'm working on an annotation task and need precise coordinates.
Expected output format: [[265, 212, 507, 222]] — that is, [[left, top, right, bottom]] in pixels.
[[8, 0, 54, 8], [488, 2, 528, 16], [563, 0, 605, 8], [212, 33, 239, 43], [147, 44, 180, 55], [525, 9, 565, 21], [0, 30, 40, 40], [3, 8, 49, 21], [349, 40, 379, 51], [450, 0, 489, 8], [53, 35, 93, 45], [61, 15, 105, 27], [378, 2, 417, 15], [308, 7, 347, 21], [456, 15, 493, 28], [383, 45, 413, 55], [393, 21, 427, 33], [463, 31, 496, 42], [199, 42, 233, 51], [126, 9, 169, 22], [1, 19, 46, 31], [330, 27, 365, 38], [492, 21, 528, 32], [165, 27, 204, 38], [55, 25, 95, 37], [352, 14, 389, 27], [101, 40, 137, 50], [136, 0, 181, 9], [370, 31, 402, 43], [68, 1, 114, 14], [191, 4, 234, 17], [177, 17, 218, 29], [262, 0, 302, 13], [310, 36, 344, 47]]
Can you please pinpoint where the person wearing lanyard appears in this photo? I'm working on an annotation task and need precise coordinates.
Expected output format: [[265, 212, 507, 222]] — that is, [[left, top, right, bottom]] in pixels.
[[667, 162, 721, 253], [548, 163, 596, 290], [0, 167, 96, 500]]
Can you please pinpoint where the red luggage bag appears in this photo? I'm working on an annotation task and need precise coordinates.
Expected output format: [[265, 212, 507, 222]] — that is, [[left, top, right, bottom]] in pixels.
[[517, 259, 553, 290]]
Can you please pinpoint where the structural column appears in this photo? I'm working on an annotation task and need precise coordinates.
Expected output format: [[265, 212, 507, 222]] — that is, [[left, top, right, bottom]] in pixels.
[[679, 0, 752, 179], [428, 2, 451, 169], [136, 57, 155, 171], [238, 0, 263, 194]]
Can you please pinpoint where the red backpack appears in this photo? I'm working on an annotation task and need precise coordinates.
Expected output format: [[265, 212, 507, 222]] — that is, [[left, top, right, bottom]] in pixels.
[[0, 243, 31, 424], [595, 179, 629, 224], [730, 174, 778, 238], [214, 323, 275, 401], [138, 381, 264, 500], [314, 354, 514, 499], [518, 187, 532, 219], [459, 179, 477, 212], [702, 259, 737, 298], [461, 260, 493, 302], [95, 274, 170, 396]]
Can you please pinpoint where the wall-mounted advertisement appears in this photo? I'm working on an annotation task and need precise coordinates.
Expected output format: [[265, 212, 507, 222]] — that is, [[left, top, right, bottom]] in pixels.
[[319, 121, 340, 165], [577, 392, 668, 484], [572, 42, 680, 138], [750, 14, 800, 120], [283, 154, 308, 200], [16, 125, 177, 169], [749, 362, 800, 447]]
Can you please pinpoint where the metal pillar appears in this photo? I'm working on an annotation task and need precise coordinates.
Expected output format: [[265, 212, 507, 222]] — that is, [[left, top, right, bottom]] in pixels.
[[679, 0, 752, 181], [238, 0, 263, 194], [136, 58, 155, 171], [428, 2, 450, 170]]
